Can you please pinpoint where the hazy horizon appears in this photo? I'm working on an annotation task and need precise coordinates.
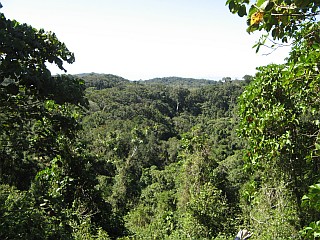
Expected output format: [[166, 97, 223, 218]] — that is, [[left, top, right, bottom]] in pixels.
[[2, 0, 290, 80]]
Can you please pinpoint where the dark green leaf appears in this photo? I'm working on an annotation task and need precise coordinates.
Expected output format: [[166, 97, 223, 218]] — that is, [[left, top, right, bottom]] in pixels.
[[238, 4, 247, 17]]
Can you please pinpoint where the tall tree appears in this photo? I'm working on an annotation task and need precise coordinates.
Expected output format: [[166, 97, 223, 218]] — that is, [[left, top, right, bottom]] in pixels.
[[0, 12, 116, 239], [226, 0, 320, 238]]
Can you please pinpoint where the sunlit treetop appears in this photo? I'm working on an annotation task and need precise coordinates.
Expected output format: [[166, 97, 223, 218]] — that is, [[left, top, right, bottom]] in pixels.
[[226, 0, 320, 50], [0, 12, 75, 93]]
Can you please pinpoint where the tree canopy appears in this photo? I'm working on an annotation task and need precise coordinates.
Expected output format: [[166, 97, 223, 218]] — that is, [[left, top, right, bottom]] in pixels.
[[227, 0, 320, 51], [226, 0, 320, 238], [6, 0, 320, 239], [0, 12, 116, 239]]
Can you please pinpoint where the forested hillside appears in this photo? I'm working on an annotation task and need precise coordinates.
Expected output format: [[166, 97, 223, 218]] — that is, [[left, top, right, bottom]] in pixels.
[[80, 74, 248, 239], [0, 12, 249, 237], [2, 0, 320, 239]]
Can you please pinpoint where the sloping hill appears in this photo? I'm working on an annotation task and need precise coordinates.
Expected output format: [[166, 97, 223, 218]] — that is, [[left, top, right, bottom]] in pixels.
[[76, 73, 129, 89], [141, 76, 218, 88]]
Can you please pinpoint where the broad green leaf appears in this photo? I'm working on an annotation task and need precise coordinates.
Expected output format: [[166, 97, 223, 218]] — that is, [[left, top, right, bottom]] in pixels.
[[260, 0, 270, 10], [229, 0, 236, 12], [256, 0, 266, 7], [238, 4, 247, 17]]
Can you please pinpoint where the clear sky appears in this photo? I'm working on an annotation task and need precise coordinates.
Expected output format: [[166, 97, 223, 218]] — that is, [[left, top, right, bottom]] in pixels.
[[1, 0, 290, 80]]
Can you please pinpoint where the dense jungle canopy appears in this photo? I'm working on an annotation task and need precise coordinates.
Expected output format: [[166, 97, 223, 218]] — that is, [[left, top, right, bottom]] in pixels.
[[1, 0, 320, 239]]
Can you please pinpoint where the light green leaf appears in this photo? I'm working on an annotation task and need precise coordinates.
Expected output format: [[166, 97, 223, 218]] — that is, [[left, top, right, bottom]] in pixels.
[[260, 0, 269, 10], [256, 0, 266, 7]]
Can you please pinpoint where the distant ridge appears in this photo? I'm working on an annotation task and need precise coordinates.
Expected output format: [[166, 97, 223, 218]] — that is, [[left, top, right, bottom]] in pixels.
[[140, 76, 218, 88], [76, 73, 129, 90], [75, 73, 245, 90]]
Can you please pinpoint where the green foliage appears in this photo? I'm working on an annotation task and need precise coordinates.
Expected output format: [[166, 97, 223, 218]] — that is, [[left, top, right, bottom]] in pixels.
[[79, 73, 129, 90], [0, 12, 121, 239], [302, 183, 320, 212], [0, 6, 254, 239], [0, 13, 74, 89], [117, 118, 245, 239], [300, 183, 320, 239], [300, 221, 320, 240], [0, 184, 50, 239], [81, 74, 247, 238], [240, 180, 301, 239], [141, 76, 218, 88], [226, 0, 320, 51], [185, 183, 229, 238], [229, 1, 320, 238], [124, 165, 178, 239], [237, 46, 320, 238], [0, 12, 87, 190]]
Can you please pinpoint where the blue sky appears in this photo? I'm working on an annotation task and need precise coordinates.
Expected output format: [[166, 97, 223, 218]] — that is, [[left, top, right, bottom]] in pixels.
[[1, 0, 290, 80]]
